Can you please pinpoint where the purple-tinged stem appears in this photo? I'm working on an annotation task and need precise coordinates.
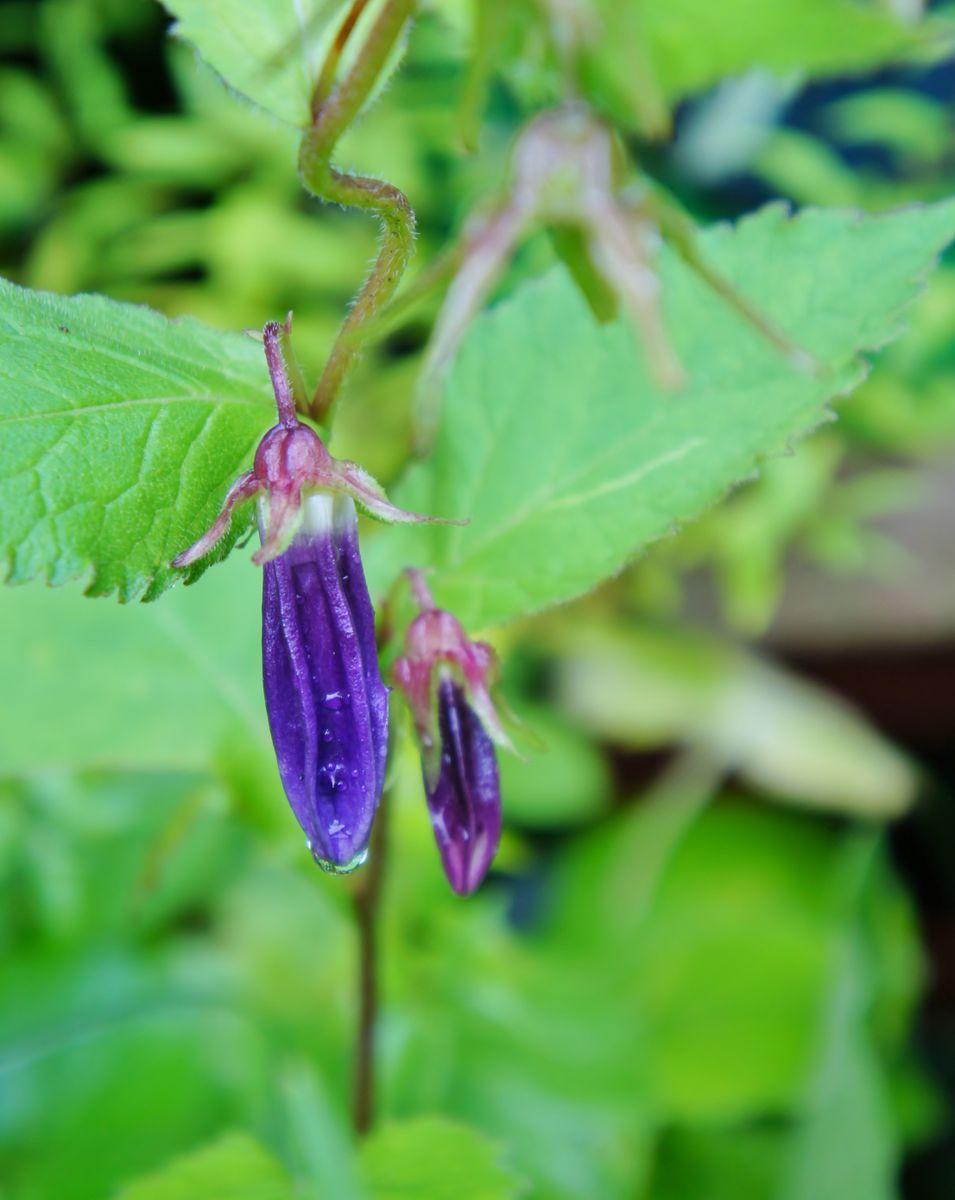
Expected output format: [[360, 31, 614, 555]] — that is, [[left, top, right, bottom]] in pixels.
[[263, 320, 299, 427], [406, 566, 435, 612]]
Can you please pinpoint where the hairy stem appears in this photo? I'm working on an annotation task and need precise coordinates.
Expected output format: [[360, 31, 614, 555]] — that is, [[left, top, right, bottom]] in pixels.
[[310, 0, 374, 116], [299, 0, 418, 425], [352, 780, 390, 1136]]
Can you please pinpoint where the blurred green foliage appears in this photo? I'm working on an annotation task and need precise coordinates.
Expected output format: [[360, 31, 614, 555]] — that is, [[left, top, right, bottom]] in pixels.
[[0, 759, 934, 1199], [2, 1, 955, 1198]]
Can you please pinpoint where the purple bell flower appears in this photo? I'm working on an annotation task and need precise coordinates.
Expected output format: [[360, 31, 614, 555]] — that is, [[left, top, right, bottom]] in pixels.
[[393, 571, 511, 894], [260, 490, 387, 870], [172, 317, 456, 872]]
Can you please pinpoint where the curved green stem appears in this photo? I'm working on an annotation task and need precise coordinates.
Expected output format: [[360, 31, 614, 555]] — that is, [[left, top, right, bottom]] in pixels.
[[299, 0, 418, 425], [310, 0, 374, 117]]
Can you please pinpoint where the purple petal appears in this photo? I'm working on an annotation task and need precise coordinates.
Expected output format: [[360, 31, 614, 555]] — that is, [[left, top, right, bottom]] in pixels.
[[334, 510, 390, 804], [426, 677, 502, 895], [262, 494, 389, 871]]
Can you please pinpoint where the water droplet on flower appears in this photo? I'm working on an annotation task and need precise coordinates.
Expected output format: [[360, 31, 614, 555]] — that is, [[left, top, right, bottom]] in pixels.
[[323, 691, 346, 710], [318, 762, 348, 793], [312, 845, 369, 875]]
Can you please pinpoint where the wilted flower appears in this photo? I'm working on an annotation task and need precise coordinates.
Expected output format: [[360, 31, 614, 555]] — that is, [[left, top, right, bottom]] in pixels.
[[420, 102, 684, 426], [416, 101, 808, 443], [173, 317, 454, 872], [393, 571, 511, 894]]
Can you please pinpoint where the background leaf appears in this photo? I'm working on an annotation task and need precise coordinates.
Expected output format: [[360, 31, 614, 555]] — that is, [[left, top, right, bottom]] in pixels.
[[0, 280, 272, 600], [359, 1117, 524, 1200], [115, 1132, 296, 1200], [366, 201, 955, 629], [159, 0, 346, 127], [779, 839, 900, 1200], [159, 0, 408, 131], [637, 0, 942, 107], [0, 553, 263, 773]]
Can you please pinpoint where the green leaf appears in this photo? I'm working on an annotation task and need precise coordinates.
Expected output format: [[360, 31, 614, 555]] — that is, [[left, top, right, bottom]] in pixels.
[[278, 1064, 366, 1200], [359, 1117, 524, 1200], [782, 969, 897, 1200], [637, 0, 942, 108], [115, 1132, 296, 1200], [367, 201, 955, 629], [0, 772, 244, 940], [546, 795, 912, 1126], [652, 1125, 791, 1200], [159, 0, 386, 129], [0, 280, 273, 600], [780, 840, 899, 1200], [590, 801, 846, 1118], [0, 551, 264, 773]]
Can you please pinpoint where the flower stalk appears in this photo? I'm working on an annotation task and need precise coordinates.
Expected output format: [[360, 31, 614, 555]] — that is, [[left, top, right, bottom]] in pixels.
[[299, 0, 418, 425]]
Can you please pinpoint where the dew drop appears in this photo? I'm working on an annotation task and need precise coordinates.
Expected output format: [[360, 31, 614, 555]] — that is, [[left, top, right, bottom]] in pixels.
[[323, 691, 346, 711], [312, 845, 369, 875], [318, 762, 347, 793]]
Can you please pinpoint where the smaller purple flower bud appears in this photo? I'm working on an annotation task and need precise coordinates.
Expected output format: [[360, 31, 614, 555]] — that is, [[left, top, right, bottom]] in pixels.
[[428, 676, 502, 896], [393, 572, 510, 894], [172, 317, 462, 873]]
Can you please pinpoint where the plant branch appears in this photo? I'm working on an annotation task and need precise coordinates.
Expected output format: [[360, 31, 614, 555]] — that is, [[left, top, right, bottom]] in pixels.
[[299, 0, 418, 425]]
